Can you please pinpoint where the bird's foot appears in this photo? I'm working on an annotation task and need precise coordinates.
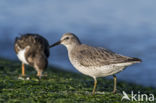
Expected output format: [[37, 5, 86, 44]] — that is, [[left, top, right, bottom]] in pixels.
[[43, 72, 48, 77], [18, 75, 30, 80], [112, 90, 117, 94], [36, 75, 47, 80], [36, 73, 48, 80], [92, 92, 96, 95]]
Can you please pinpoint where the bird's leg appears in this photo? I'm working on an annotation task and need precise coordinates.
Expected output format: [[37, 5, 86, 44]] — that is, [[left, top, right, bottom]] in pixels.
[[113, 75, 117, 94], [37, 70, 42, 79], [22, 63, 25, 77], [92, 77, 97, 95], [18, 63, 30, 80]]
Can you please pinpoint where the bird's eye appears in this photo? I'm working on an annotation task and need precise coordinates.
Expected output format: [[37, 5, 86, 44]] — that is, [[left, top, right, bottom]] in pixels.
[[65, 37, 69, 40]]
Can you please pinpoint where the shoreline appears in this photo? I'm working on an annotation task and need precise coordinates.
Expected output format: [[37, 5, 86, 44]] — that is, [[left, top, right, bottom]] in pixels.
[[0, 58, 155, 102]]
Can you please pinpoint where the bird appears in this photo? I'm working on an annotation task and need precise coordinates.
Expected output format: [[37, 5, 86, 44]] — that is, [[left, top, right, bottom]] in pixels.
[[14, 33, 50, 79], [50, 32, 142, 95]]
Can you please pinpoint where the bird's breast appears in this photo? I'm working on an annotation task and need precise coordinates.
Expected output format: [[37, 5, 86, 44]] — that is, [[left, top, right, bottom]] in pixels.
[[17, 48, 29, 65]]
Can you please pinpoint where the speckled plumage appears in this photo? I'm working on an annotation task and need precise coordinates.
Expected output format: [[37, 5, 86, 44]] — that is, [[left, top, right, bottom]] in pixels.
[[51, 32, 142, 94], [69, 44, 141, 77], [14, 34, 49, 57], [14, 33, 50, 78], [70, 44, 140, 66]]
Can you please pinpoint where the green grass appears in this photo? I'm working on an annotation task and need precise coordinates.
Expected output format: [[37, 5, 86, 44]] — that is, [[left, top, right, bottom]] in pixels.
[[0, 58, 155, 103]]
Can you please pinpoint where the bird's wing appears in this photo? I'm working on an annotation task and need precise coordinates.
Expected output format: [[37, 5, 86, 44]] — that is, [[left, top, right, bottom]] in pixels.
[[14, 34, 50, 57], [72, 45, 136, 67]]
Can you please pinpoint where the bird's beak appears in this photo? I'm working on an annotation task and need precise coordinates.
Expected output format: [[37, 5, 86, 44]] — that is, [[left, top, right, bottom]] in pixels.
[[49, 41, 61, 48]]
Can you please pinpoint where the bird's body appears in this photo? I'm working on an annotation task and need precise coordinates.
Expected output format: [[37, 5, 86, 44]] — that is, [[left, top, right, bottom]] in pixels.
[[14, 34, 50, 78], [50, 32, 141, 94], [69, 44, 140, 78]]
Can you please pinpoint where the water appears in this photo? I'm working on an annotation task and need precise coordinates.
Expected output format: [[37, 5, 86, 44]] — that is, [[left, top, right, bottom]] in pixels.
[[0, 0, 156, 87]]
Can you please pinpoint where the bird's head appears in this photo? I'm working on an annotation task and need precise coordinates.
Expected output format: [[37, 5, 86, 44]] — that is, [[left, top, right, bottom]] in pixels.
[[50, 32, 81, 49]]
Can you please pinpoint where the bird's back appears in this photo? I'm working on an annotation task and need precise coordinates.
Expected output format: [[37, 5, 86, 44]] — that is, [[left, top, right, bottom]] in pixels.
[[70, 44, 141, 67], [69, 44, 141, 77], [14, 34, 50, 57]]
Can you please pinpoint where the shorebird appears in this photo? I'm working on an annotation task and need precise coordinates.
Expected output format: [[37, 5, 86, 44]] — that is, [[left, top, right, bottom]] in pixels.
[[50, 32, 142, 95], [14, 33, 50, 79]]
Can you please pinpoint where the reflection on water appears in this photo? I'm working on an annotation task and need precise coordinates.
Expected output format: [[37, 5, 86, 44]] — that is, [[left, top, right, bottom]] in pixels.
[[0, 0, 156, 87]]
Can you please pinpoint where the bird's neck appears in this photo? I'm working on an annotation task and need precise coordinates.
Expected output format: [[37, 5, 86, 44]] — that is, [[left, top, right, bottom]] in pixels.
[[66, 43, 80, 53]]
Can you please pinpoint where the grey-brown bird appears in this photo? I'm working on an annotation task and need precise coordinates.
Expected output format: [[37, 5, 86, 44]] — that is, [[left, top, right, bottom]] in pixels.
[[50, 32, 142, 95], [14, 33, 50, 78]]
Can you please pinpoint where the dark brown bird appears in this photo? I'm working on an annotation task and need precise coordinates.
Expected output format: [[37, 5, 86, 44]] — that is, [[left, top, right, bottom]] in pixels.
[[14, 33, 50, 78]]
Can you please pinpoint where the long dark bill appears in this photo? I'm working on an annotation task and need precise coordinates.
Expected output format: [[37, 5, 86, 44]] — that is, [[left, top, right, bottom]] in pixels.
[[49, 41, 61, 48]]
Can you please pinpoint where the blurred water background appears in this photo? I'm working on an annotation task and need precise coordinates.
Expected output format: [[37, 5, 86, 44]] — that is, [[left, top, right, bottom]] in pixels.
[[0, 0, 156, 87]]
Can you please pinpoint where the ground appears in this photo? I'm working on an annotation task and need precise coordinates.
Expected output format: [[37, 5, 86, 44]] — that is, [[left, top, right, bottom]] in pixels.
[[0, 58, 155, 103]]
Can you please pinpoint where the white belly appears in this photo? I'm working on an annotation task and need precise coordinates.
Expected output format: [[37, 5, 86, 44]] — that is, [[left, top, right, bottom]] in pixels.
[[17, 48, 29, 64], [70, 59, 130, 78], [75, 65, 125, 78]]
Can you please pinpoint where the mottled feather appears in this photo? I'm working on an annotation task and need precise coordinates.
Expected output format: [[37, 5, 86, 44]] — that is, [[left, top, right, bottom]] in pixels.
[[14, 34, 50, 57], [70, 44, 141, 67]]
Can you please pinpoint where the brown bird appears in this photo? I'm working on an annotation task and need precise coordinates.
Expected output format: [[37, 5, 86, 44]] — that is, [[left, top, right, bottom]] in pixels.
[[14, 33, 50, 79]]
